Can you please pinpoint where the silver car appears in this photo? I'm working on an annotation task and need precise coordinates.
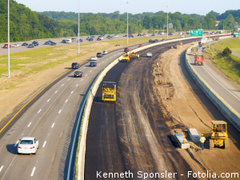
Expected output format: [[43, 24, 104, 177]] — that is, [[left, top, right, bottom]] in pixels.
[[18, 137, 39, 154]]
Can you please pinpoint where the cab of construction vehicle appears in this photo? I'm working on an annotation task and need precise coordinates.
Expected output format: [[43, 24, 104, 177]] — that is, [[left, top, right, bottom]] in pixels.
[[102, 81, 116, 102]]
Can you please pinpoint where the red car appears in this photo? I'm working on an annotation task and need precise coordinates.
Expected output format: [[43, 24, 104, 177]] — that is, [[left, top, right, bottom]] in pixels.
[[124, 48, 130, 52], [3, 44, 11, 48], [139, 44, 142, 47]]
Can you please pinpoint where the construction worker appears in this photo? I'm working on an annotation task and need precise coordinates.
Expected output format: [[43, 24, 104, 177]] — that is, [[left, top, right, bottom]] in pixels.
[[200, 134, 206, 150]]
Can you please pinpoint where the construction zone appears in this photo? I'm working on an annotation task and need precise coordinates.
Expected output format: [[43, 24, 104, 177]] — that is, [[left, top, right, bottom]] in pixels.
[[120, 48, 140, 62]]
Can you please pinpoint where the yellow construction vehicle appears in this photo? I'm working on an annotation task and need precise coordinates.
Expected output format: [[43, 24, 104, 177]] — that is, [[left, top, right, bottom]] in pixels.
[[209, 120, 229, 149], [102, 81, 116, 102], [121, 53, 130, 62]]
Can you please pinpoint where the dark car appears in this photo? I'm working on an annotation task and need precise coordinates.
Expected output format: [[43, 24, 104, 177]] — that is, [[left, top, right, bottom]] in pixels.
[[78, 39, 83, 42], [89, 61, 97, 67], [28, 44, 34, 48], [61, 39, 67, 43], [71, 38, 76, 42], [97, 52, 103, 58], [32, 41, 39, 46], [44, 41, 51, 45], [22, 42, 28, 46], [74, 71, 83, 77], [72, 62, 80, 69], [168, 33, 173, 35], [50, 41, 56, 45], [149, 39, 154, 43]]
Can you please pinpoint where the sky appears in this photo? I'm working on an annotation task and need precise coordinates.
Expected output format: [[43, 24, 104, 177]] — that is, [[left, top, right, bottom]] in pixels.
[[15, 0, 239, 15]]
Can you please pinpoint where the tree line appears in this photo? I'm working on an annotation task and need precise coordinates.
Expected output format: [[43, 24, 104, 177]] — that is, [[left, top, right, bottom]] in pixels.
[[0, 0, 239, 43]]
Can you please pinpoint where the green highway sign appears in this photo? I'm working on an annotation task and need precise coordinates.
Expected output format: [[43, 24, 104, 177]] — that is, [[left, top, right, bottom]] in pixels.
[[190, 29, 203, 36]]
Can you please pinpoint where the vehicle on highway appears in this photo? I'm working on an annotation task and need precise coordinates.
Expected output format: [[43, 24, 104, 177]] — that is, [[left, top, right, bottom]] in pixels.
[[124, 48, 130, 52], [97, 52, 103, 58], [71, 38, 76, 42], [74, 70, 83, 77], [49, 41, 56, 46], [3, 44, 11, 48], [78, 39, 83, 42], [147, 52, 152, 57], [28, 44, 35, 48], [32, 41, 39, 46], [91, 56, 98, 61], [168, 33, 173, 35], [17, 137, 39, 154], [103, 50, 108, 55], [12, 44, 20, 48], [139, 44, 143, 47], [22, 42, 28, 46], [89, 61, 97, 67], [72, 62, 80, 69]]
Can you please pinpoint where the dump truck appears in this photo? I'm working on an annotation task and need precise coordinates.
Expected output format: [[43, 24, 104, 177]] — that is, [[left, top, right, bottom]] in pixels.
[[194, 55, 204, 65], [102, 81, 116, 102], [191, 47, 198, 55], [209, 121, 229, 149]]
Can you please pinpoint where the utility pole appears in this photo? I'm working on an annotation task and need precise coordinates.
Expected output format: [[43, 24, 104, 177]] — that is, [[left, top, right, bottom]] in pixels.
[[8, 0, 10, 77], [167, 5, 168, 39], [126, 2, 129, 44], [78, 0, 80, 54]]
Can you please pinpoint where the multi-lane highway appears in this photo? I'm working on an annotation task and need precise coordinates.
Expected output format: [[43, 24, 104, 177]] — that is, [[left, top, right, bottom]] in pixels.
[[0, 46, 131, 180]]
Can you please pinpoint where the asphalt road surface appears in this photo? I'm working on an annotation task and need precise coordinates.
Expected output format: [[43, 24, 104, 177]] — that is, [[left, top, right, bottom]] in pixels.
[[84, 39, 199, 180], [0, 47, 129, 180]]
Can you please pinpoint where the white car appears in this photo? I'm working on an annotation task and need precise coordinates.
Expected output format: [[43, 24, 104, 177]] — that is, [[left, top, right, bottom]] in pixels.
[[103, 50, 108, 55], [147, 52, 152, 57], [12, 44, 20, 48], [91, 56, 98, 61], [17, 137, 39, 154]]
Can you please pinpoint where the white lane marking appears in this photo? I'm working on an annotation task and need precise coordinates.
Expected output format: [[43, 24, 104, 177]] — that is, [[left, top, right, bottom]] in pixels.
[[47, 99, 51, 102], [65, 99, 68, 103], [84, 67, 86, 69], [76, 84, 79, 87], [38, 109, 42, 113], [90, 70, 92, 72], [27, 122, 32, 128], [0, 166, 3, 173], [62, 84, 64, 86], [58, 109, 62, 114], [30, 167, 36, 177], [71, 91, 74, 94], [42, 141, 47, 148], [85, 74, 88, 77], [68, 78, 70, 81], [55, 90, 58, 94], [203, 66, 240, 102], [14, 141, 18, 147], [51, 123, 55, 128], [81, 79, 83, 81]]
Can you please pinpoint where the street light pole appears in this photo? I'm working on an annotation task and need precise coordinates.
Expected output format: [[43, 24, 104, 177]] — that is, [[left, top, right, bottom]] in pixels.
[[8, 0, 10, 77], [127, 2, 129, 44], [77, 0, 80, 54], [167, 5, 168, 39]]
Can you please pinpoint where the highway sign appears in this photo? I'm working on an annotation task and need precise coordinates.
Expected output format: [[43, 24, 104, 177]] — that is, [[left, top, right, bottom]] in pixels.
[[190, 29, 203, 37]]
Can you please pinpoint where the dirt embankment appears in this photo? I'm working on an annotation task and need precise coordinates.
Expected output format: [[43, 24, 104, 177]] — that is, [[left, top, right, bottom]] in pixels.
[[151, 44, 240, 179], [116, 43, 240, 179]]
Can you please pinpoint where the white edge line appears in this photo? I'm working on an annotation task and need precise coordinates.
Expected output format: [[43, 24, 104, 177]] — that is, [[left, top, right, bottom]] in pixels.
[[51, 123, 55, 128], [30, 167, 36, 177]]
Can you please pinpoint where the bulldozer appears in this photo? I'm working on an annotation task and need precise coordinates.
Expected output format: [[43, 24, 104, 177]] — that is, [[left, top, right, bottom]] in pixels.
[[209, 121, 229, 149]]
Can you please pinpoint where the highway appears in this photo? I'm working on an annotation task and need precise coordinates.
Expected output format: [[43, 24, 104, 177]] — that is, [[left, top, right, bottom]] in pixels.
[[188, 46, 240, 122], [0, 47, 129, 180]]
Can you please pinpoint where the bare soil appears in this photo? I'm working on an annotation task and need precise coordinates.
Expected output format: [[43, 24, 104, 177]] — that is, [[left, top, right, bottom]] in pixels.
[[116, 43, 240, 179]]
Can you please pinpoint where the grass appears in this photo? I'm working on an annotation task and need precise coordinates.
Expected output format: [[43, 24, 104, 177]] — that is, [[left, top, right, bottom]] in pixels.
[[0, 35, 176, 90], [205, 37, 240, 84]]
